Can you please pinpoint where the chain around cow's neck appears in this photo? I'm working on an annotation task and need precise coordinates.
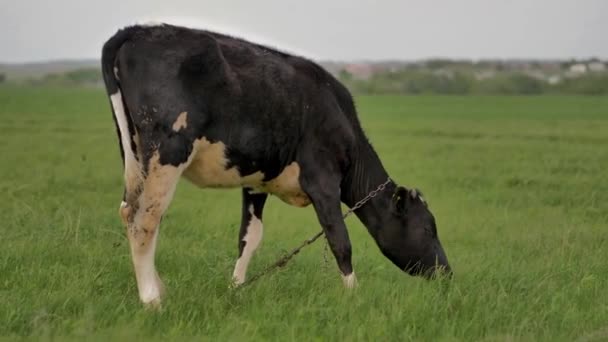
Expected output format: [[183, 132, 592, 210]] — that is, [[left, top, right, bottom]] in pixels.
[[239, 177, 392, 288]]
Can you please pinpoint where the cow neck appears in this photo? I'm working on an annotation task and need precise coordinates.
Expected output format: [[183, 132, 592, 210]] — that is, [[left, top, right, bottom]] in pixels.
[[341, 141, 396, 239]]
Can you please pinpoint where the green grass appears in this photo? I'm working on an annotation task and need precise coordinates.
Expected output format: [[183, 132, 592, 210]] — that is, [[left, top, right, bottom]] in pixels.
[[1, 86, 607, 341]]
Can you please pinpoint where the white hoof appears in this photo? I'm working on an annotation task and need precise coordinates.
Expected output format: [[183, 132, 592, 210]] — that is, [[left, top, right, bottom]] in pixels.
[[143, 297, 162, 311], [139, 273, 164, 309], [229, 277, 244, 289], [342, 272, 358, 289]]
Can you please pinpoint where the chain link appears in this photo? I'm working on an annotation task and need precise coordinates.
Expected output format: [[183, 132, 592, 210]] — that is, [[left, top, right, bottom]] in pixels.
[[239, 177, 392, 288], [341, 177, 392, 220], [322, 236, 330, 269]]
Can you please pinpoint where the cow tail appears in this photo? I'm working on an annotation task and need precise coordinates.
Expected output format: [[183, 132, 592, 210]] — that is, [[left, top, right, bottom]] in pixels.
[[101, 27, 143, 200]]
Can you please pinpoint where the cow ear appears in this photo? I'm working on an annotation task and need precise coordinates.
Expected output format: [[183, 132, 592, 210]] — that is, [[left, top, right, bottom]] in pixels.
[[409, 188, 428, 206], [392, 186, 409, 213]]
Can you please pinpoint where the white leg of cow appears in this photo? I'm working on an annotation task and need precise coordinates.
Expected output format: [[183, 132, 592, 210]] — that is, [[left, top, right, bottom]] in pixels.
[[232, 190, 267, 286], [232, 207, 263, 284], [125, 152, 183, 307], [130, 217, 162, 305], [111, 89, 166, 306]]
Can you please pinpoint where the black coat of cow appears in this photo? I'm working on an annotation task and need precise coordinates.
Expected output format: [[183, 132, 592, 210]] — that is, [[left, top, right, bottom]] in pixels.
[[101, 24, 450, 306]]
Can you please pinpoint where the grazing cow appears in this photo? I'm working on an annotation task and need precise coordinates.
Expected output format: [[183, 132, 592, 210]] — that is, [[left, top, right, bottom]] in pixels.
[[101, 24, 451, 306]]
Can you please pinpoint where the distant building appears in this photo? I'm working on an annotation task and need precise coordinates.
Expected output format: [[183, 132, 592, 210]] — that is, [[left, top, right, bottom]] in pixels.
[[588, 62, 606, 72], [525, 70, 549, 81], [343, 63, 374, 80], [474, 70, 496, 80], [547, 75, 561, 85], [539, 62, 562, 74], [569, 63, 587, 74]]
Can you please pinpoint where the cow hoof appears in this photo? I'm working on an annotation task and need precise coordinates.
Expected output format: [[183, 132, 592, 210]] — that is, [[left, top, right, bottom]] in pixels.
[[342, 272, 358, 289], [229, 278, 244, 290], [143, 297, 162, 311], [140, 273, 165, 310]]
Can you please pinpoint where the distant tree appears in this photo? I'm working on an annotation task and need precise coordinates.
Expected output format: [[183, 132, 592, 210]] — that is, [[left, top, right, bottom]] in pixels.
[[426, 59, 452, 70], [64, 68, 102, 84], [509, 74, 545, 94], [0, 73, 5, 83], [555, 73, 608, 95], [560, 59, 578, 70], [340, 59, 608, 96], [447, 71, 474, 94], [474, 73, 545, 95], [29, 68, 103, 87], [338, 69, 352, 81], [39, 73, 63, 85]]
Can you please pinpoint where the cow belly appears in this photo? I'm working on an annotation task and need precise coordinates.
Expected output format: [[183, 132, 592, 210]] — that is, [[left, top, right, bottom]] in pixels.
[[182, 138, 311, 207], [254, 162, 311, 207], [272, 190, 311, 207], [182, 138, 264, 188]]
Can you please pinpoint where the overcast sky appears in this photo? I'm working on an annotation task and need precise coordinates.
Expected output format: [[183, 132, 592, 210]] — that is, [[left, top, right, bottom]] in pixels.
[[1, 0, 607, 63]]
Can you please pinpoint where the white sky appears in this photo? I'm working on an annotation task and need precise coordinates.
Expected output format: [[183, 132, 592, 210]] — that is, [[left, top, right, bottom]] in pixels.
[[1, 0, 606, 63]]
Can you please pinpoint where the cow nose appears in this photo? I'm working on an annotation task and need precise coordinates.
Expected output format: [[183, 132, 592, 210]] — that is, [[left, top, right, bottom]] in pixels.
[[425, 242, 452, 279]]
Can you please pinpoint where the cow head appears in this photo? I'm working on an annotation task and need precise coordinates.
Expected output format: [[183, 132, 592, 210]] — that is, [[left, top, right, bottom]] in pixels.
[[376, 186, 452, 278]]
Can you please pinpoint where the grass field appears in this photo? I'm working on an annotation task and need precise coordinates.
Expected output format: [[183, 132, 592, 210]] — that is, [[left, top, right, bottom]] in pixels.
[[1, 86, 607, 341]]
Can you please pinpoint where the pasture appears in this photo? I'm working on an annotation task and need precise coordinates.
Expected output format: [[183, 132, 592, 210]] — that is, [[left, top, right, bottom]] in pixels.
[[1, 86, 607, 340]]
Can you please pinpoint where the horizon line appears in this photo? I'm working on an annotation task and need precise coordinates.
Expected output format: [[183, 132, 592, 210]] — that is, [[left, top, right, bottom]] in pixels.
[[1, 56, 606, 66]]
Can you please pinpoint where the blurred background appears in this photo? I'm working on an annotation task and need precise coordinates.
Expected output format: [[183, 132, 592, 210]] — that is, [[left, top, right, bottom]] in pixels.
[[1, 0, 607, 94]]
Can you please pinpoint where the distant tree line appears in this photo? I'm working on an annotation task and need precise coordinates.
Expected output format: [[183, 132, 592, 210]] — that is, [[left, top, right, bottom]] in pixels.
[[339, 70, 608, 95], [26, 68, 102, 87], [9, 65, 608, 95]]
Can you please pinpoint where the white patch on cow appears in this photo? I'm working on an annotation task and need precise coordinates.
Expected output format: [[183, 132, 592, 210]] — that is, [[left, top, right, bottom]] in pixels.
[[342, 272, 358, 289], [184, 141, 310, 207], [131, 226, 163, 305], [110, 91, 142, 189], [120, 201, 127, 208], [172, 111, 188, 131], [254, 162, 311, 207], [183, 138, 264, 188], [113, 67, 120, 80], [232, 204, 263, 285], [246, 188, 265, 195]]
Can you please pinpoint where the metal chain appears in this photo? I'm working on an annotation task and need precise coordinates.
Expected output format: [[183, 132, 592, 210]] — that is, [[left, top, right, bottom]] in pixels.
[[322, 237, 330, 269], [239, 177, 392, 288], [340, 177, 392, 219]]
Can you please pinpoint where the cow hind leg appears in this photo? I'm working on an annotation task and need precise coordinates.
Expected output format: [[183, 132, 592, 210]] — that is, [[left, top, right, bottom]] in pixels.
[[123, 152, 184, 307], [110, 89, 163, 305], [232, 189, 268, 286]]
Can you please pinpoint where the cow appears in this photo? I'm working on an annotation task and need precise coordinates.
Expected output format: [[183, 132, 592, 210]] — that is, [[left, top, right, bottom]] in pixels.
[[101, 24, 451, 307]]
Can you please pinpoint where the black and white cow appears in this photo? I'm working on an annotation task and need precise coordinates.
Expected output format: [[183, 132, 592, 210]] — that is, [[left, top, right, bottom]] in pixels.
[[101, 24, 451, 307]]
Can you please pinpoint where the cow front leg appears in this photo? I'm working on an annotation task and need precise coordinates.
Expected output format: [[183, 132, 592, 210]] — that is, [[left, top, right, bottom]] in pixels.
[[300, 170, 357, 288], [123, 152, 183, 308], [232, 189, 268, 286]]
